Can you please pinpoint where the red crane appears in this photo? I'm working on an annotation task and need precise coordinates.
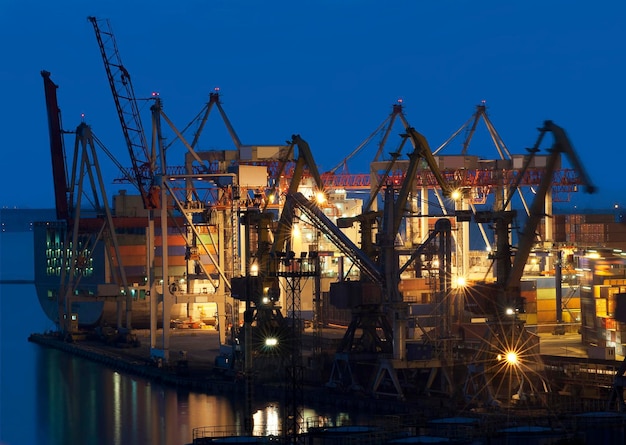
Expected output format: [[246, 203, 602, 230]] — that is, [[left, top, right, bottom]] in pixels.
[[41, 71, 70, 221]]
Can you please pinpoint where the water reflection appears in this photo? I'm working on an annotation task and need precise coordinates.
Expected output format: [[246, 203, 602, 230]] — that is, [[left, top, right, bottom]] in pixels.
[[34, 348, 360, 444], [36, 348, 239, 445]]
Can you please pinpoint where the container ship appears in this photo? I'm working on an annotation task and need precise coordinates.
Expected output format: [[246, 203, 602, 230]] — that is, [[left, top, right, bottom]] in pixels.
[[33, 196, 223, 329]]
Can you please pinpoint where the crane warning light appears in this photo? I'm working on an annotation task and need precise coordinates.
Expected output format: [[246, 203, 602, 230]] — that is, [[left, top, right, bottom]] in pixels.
[[397, 98, 403, 104], [214, 87, 220, 92], [151, 91, 160, 97]]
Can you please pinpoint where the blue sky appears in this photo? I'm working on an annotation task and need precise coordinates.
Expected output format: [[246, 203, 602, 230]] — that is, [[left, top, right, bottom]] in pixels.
[[1, 1, 624, 211]]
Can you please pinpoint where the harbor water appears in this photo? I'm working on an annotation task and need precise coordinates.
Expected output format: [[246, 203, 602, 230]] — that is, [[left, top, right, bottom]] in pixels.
[[0, 230, 359, 445]]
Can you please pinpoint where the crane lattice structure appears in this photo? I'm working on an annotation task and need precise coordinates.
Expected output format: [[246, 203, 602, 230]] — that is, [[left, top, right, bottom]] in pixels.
[[88, 16, 158, 209]]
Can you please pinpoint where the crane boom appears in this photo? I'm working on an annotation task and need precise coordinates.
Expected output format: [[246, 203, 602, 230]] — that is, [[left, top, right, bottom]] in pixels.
[[87, 16, 158, 209], [391, 127, 453, 237], [271, 135, 325, 255], [506, 120, 596, 293], [41, 71, 70, 221]]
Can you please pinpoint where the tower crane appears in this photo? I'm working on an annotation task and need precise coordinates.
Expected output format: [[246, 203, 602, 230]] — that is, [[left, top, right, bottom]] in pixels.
[[88, 16, 159, 210]]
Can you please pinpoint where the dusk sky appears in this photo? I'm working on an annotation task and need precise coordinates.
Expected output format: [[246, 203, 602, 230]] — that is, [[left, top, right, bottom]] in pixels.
[[1, 1, 624, 211]]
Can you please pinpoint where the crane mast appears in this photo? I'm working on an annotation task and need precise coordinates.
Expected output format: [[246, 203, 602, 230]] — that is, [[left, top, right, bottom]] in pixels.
[[88, 16, 158, 209]]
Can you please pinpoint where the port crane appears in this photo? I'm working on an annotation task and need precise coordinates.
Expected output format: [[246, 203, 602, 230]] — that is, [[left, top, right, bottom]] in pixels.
[[232, 134, 326, 347], [89, 17, 243, 361], [463, 120, 596, 407], [324, 125, 459, 397], [41, 71, 134, 334], [88, 16, 159, 210]]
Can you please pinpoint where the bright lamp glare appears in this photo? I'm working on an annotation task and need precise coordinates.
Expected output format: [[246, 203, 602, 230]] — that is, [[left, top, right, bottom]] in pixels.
[[451, 189, 462, 201], [506, 351, 518, 365], [315, 191, 326, 204], [265, 337, 278, 347]]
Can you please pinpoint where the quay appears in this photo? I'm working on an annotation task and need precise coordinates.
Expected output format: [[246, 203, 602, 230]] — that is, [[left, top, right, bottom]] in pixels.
[[28, 326, 623, 410]]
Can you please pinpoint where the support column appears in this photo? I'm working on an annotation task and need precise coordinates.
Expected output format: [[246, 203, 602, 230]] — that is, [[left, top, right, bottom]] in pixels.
[[544, 188, 554, 272], [420, 187, 429, 243]]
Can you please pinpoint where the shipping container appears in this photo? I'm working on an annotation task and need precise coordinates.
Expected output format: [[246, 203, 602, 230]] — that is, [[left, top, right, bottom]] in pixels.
[[596, 298, 608, 316], [537, 299, 556, 312], [524, 313, 538, 325], [154, 255, 187, 266], [536, 277, 556, 289], [117, 255, 147, 267], [521, 290, 537, 303], [153, 266, 186, 277], [594, 285, 610, 298], [537, 288, 556, 300], [537, 310, 556, 323], [563, 296, 580, 310]]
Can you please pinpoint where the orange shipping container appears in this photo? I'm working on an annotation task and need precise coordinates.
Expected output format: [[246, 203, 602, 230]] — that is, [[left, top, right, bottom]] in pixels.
[[154, 235, 188, 246], [606, 318, 617, 330], [154, 255, 187, 267], [563, 297, 580, 310], [118, 255, 146, 267], [537, 299, 556, 312], [521, 290, 537, 303], [115, 245, 147, 256], [537, 310, 557, 323], [198, 245, 218, 255], [608, 297, 617, 316], [399, 278, 430, 292]]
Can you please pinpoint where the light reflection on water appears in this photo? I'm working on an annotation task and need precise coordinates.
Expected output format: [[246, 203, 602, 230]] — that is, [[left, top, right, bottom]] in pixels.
[[33, 347, 356, 444], [35, 346, 242, 445]]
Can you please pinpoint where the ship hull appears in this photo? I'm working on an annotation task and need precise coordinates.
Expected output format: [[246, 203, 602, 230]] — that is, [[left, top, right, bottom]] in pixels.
[[33, 219, 221, 330], [34, 285, 191, 328]]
